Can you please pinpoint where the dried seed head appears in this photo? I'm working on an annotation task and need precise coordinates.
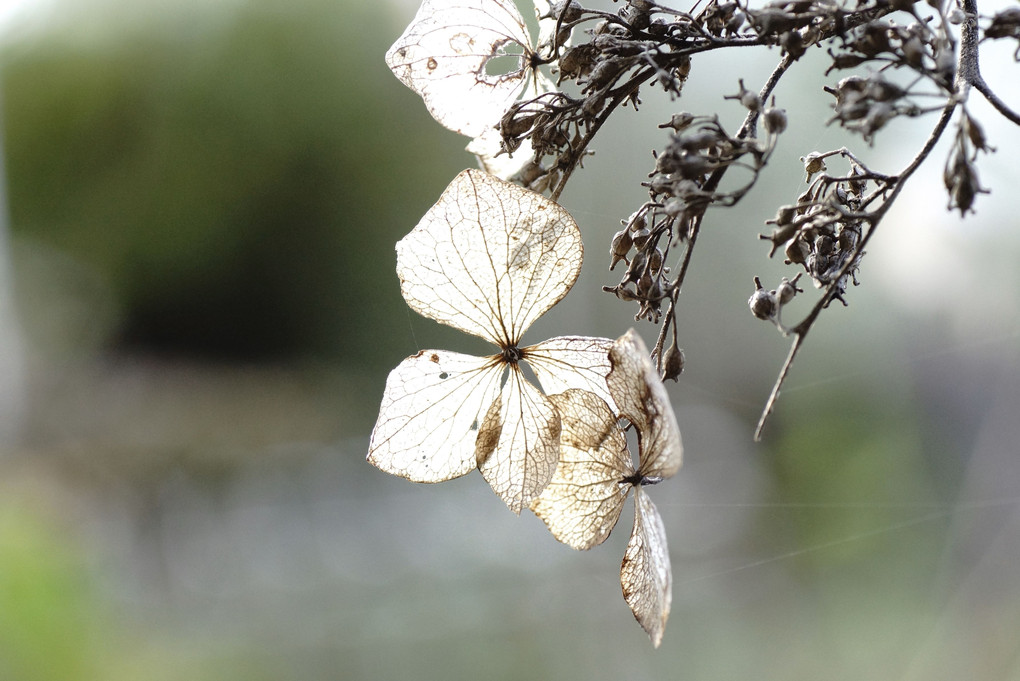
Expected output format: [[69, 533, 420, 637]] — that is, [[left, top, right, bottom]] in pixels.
[[785, 236, 810, 265], [631, 227, 652, 248], [726, 79, 762, 112], [801, 152, 827, 181], [662, 340, 685, 381], [764, 106, 788, 135], [660, 112, 696, 132], [775, 274, 803, 305], [663, 197, 685, 218], [748, 277, 777, 320], [610, 228, 634, 270]]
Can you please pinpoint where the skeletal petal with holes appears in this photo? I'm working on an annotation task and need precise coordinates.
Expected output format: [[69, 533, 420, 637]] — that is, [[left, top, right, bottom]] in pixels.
[[385, 0, 541, 138], [530, 329, 682, 646], [607, 329, 683, 479], [621, 487, 672, 648], [369, 169, 614, 514], [529, 389, 631, 550]]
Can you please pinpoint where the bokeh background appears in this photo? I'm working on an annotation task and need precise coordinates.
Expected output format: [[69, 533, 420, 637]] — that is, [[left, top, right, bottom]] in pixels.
[[1, 0, 1018, 679]]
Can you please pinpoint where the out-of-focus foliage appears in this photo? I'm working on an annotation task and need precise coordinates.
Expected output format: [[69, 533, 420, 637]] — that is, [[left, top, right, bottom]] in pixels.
[[2, 0, 464, 363], [0, 496, 105, 681]]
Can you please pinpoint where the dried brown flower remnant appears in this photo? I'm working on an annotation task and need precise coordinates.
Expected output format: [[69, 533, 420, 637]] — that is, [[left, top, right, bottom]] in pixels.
[[531, 330, 682, 646]]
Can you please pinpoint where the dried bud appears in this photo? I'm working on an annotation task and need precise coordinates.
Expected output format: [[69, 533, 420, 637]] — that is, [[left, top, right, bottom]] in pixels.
[[764, 106, 788, 135], [725, 12, 745, 35], [648, 173, 675, 195], [648, 248, 664, 274], [837, 224, 860, 252], [662, 340, 685, 381], [760, 220, 799, 257], [610, 228, 633, 270], [814, 234, 835, 256], [748, 277, 777, 320], [985, 7, 1020, 40], [864, 76, 904, 103], [801, 152, 827, 181], [785, 236, 810, 265], [655, 149, 681, 174], [544, 0, 583, 24], [963, 113, 994, 154], [901, 35, 925, 69], [558, 44, 598, 82], [944, 145, 986, 216], [660, 112, 696, 131], [775, 274, 803, 305], [727, 79, 761, 112], [631, 227, 652, 248], [663, 197, 686, 218]]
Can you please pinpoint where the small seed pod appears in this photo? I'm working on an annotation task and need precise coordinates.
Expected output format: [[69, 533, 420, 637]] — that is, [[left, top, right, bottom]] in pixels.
[[806, 252, 832, 283], [659, 112, 696, 132], [837, 224, 859, 252], [775, 274, 803, 305], [647, 247, 664, 274], [655, 149, 681, 174], [748, 277, 778, 320], [662, 340, 685, 381], [663, 197, 686, 218], [624, 249, 647, 284], [631, 227, 652, 248], [801, 152, 827, 180], [785, 236, 810, 265], [610, 228, 633, 270], [764, 106, 788, 135], [814, 234, 835, 256], [741, 89, 761, 112], [726, 12, 745, 34], [647, 173, 676, 196]]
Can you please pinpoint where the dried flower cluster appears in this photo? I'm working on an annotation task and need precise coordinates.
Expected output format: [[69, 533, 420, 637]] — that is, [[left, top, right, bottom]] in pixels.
[[372, 0, 1018, 649]]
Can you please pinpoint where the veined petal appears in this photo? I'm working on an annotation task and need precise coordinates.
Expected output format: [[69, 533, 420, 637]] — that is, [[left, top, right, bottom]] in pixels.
[[530, 389, 632, 550], [524, 335, 615, 411], [476, 367, 560, 514], [608, 329, 683, 480], [621, 487, 672, 648], [384, 0, 532, 137], [368, 350, 503, 482], [396, 169, 583, 347]]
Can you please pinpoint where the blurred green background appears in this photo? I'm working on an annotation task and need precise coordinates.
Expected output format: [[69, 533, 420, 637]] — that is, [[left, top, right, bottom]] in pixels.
[[0, 0, 1018, 679]]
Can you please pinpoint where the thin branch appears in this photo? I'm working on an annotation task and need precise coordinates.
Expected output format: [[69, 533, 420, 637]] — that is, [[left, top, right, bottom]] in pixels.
[[951, 0, 1017, 125], [972, 78, 1020, 125], [652, 54, 795, 362], [550, 69, 654, 202], [754, 333, 804, 441], [753, 85, 960, 442]]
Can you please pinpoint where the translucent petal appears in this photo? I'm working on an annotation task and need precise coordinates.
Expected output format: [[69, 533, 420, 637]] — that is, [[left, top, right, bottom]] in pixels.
[[476, 367, 561, 514], [367, 349, 503, 482], [530, 389, 632, 550], [396, 169, 583, 347], [607, 329, 683, 479], [384, 0, 532, 137], [524, 335, 615, 410], [621, 487, 672, 648]]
